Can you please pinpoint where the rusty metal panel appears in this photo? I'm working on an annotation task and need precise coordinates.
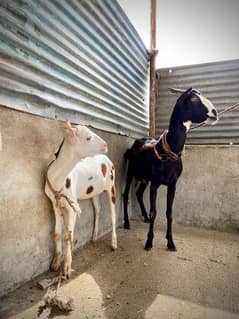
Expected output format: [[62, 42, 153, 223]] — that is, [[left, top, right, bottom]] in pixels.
[[156, 60, 239, 144], [0, 0, 149, 137]]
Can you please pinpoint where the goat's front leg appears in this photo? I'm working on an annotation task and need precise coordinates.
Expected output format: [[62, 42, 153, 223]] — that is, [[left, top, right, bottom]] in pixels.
[[62, 208, 77, 278], [123, 163, 133, 229], [123, 169, 133, 229], [145, 184, 159, 250], [166, 183, 177, 251], [51, 206, 63, 272]]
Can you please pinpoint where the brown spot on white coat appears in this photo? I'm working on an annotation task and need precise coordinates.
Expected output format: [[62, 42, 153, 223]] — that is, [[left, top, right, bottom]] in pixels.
[[112, 195, 116, 204], [101, 163, 107, 177], [112, 185, 116, 204], [86, 185, 94, 194], [65, 178, 71, 188]]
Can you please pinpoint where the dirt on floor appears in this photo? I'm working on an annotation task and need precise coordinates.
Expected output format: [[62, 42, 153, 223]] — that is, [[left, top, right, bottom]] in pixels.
[[0, 221, 239, 319]]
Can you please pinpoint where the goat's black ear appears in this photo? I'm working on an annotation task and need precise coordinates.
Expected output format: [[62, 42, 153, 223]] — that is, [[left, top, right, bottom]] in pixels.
[[177, 87, 193, 104], [184, 87, 193, 96]]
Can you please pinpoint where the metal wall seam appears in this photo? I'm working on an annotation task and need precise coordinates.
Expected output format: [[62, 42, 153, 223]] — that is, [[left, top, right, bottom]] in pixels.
[[0, 0, 149, 137], [156, 60, 239, 144]]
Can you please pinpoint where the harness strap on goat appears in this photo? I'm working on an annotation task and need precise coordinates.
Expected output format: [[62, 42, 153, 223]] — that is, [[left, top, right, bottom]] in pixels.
[[46, 176, 81, 214], [154, 131, 184, 161]]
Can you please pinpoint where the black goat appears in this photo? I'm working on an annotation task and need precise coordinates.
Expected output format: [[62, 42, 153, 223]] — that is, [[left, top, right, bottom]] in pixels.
[[123, 88, 218, 251]]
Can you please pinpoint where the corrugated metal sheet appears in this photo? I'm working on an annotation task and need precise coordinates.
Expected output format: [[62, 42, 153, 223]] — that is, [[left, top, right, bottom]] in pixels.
[[156, 60, 239, 144], [0, 0, 149, 137]]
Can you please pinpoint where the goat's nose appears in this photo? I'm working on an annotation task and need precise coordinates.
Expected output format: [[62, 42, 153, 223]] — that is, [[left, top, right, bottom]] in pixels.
[[212, 109, 217, 117]]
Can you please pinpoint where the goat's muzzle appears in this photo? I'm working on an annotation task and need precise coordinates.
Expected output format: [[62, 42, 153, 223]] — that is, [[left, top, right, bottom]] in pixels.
[[206, 114, 219, 125], [206, 108, 219, 125]]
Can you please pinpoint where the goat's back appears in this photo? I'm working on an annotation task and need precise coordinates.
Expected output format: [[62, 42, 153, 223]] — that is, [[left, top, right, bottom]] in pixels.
[[125, 138, 183, 185], [124, 138, 156, 161], [124, 138, 156, 181]]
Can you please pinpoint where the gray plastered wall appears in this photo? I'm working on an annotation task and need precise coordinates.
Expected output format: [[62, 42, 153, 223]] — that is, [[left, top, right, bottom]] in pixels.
[[0, 105, 134, 296], [1, 106, 239, 297], [131, 146, 239, 233]]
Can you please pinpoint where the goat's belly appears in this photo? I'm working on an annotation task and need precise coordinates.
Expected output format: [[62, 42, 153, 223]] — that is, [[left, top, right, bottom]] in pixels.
[[67, 154, 114, 199], [70, 172, 107, 199], [155, 170, 182, 186], [77, 180, 107, 199]]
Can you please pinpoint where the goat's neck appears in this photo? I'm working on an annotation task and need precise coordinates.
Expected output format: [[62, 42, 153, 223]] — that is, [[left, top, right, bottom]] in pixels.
[[47, 142, 80, 191], [166, 120, 187, 154]]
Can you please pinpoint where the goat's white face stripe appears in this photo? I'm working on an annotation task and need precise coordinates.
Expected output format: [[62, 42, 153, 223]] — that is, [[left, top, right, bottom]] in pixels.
[[197, 94, 215, 115], [197, 94, 218, 125]]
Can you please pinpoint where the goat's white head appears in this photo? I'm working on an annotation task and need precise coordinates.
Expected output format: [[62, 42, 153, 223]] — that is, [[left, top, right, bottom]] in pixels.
[[64, 121, 108, 157], [175, 88, 218, 129]]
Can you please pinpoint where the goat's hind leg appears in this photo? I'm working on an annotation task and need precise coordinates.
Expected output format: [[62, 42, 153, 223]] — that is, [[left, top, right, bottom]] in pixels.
[[51, 206, 63, 272], [136, 181, 149, 223], [107, 185, 117, 250], [92, 196, 100, 243], [123, 166, 133, 229]]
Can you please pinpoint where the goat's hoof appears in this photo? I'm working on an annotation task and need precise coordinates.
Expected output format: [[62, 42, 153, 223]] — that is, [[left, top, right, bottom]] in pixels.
[[167, 244, 177, 251], [50, 254, 61, 272], [124, 222, 130, 229], [50, 264, 61, 272], [63, 268, 71, 279], [144, 217, 150, 223], [111, 239, 117, 251], [63, 263, 72, 279], [144, 241, 152, 251]]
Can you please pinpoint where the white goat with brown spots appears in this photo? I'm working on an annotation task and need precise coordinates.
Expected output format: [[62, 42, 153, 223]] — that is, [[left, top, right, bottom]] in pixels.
[[45, 121, 117, 278]]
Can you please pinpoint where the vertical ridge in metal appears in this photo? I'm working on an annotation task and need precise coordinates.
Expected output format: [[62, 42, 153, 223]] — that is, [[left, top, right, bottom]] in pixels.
[[149, 0, 157, 137]]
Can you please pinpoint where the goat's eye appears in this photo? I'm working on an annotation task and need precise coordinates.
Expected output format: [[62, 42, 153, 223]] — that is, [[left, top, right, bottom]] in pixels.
[[86, 136, 92, 141]]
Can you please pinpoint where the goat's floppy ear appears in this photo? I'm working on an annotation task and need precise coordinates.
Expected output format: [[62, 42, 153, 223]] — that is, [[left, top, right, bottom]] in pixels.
[[177, 87, 193, 104], [182, 87, 193, 97], [169, 87, 185, 94], [63, 121, 78, 144]]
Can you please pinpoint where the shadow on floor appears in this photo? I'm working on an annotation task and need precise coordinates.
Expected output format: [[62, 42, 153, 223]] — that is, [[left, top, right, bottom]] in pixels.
[[1, 222, 239, 319]]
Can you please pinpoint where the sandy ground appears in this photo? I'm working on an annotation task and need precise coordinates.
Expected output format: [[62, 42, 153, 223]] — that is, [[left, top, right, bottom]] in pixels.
[[0, 221, 239, 319]]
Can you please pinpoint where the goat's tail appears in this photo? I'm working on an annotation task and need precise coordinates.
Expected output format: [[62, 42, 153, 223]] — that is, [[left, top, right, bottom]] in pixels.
[[124, 148, 132, 163]]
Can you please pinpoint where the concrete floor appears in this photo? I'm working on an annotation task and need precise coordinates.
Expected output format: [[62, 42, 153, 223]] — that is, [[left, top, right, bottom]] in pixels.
[[0, 222, 239, 319]]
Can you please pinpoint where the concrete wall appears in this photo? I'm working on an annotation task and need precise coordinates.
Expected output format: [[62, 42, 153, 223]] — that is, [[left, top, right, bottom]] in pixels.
[[131, 146, 239, 232], [174, 146, 239, 231], [1, 106, 239, 296], [0, 106, 134, 297]]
